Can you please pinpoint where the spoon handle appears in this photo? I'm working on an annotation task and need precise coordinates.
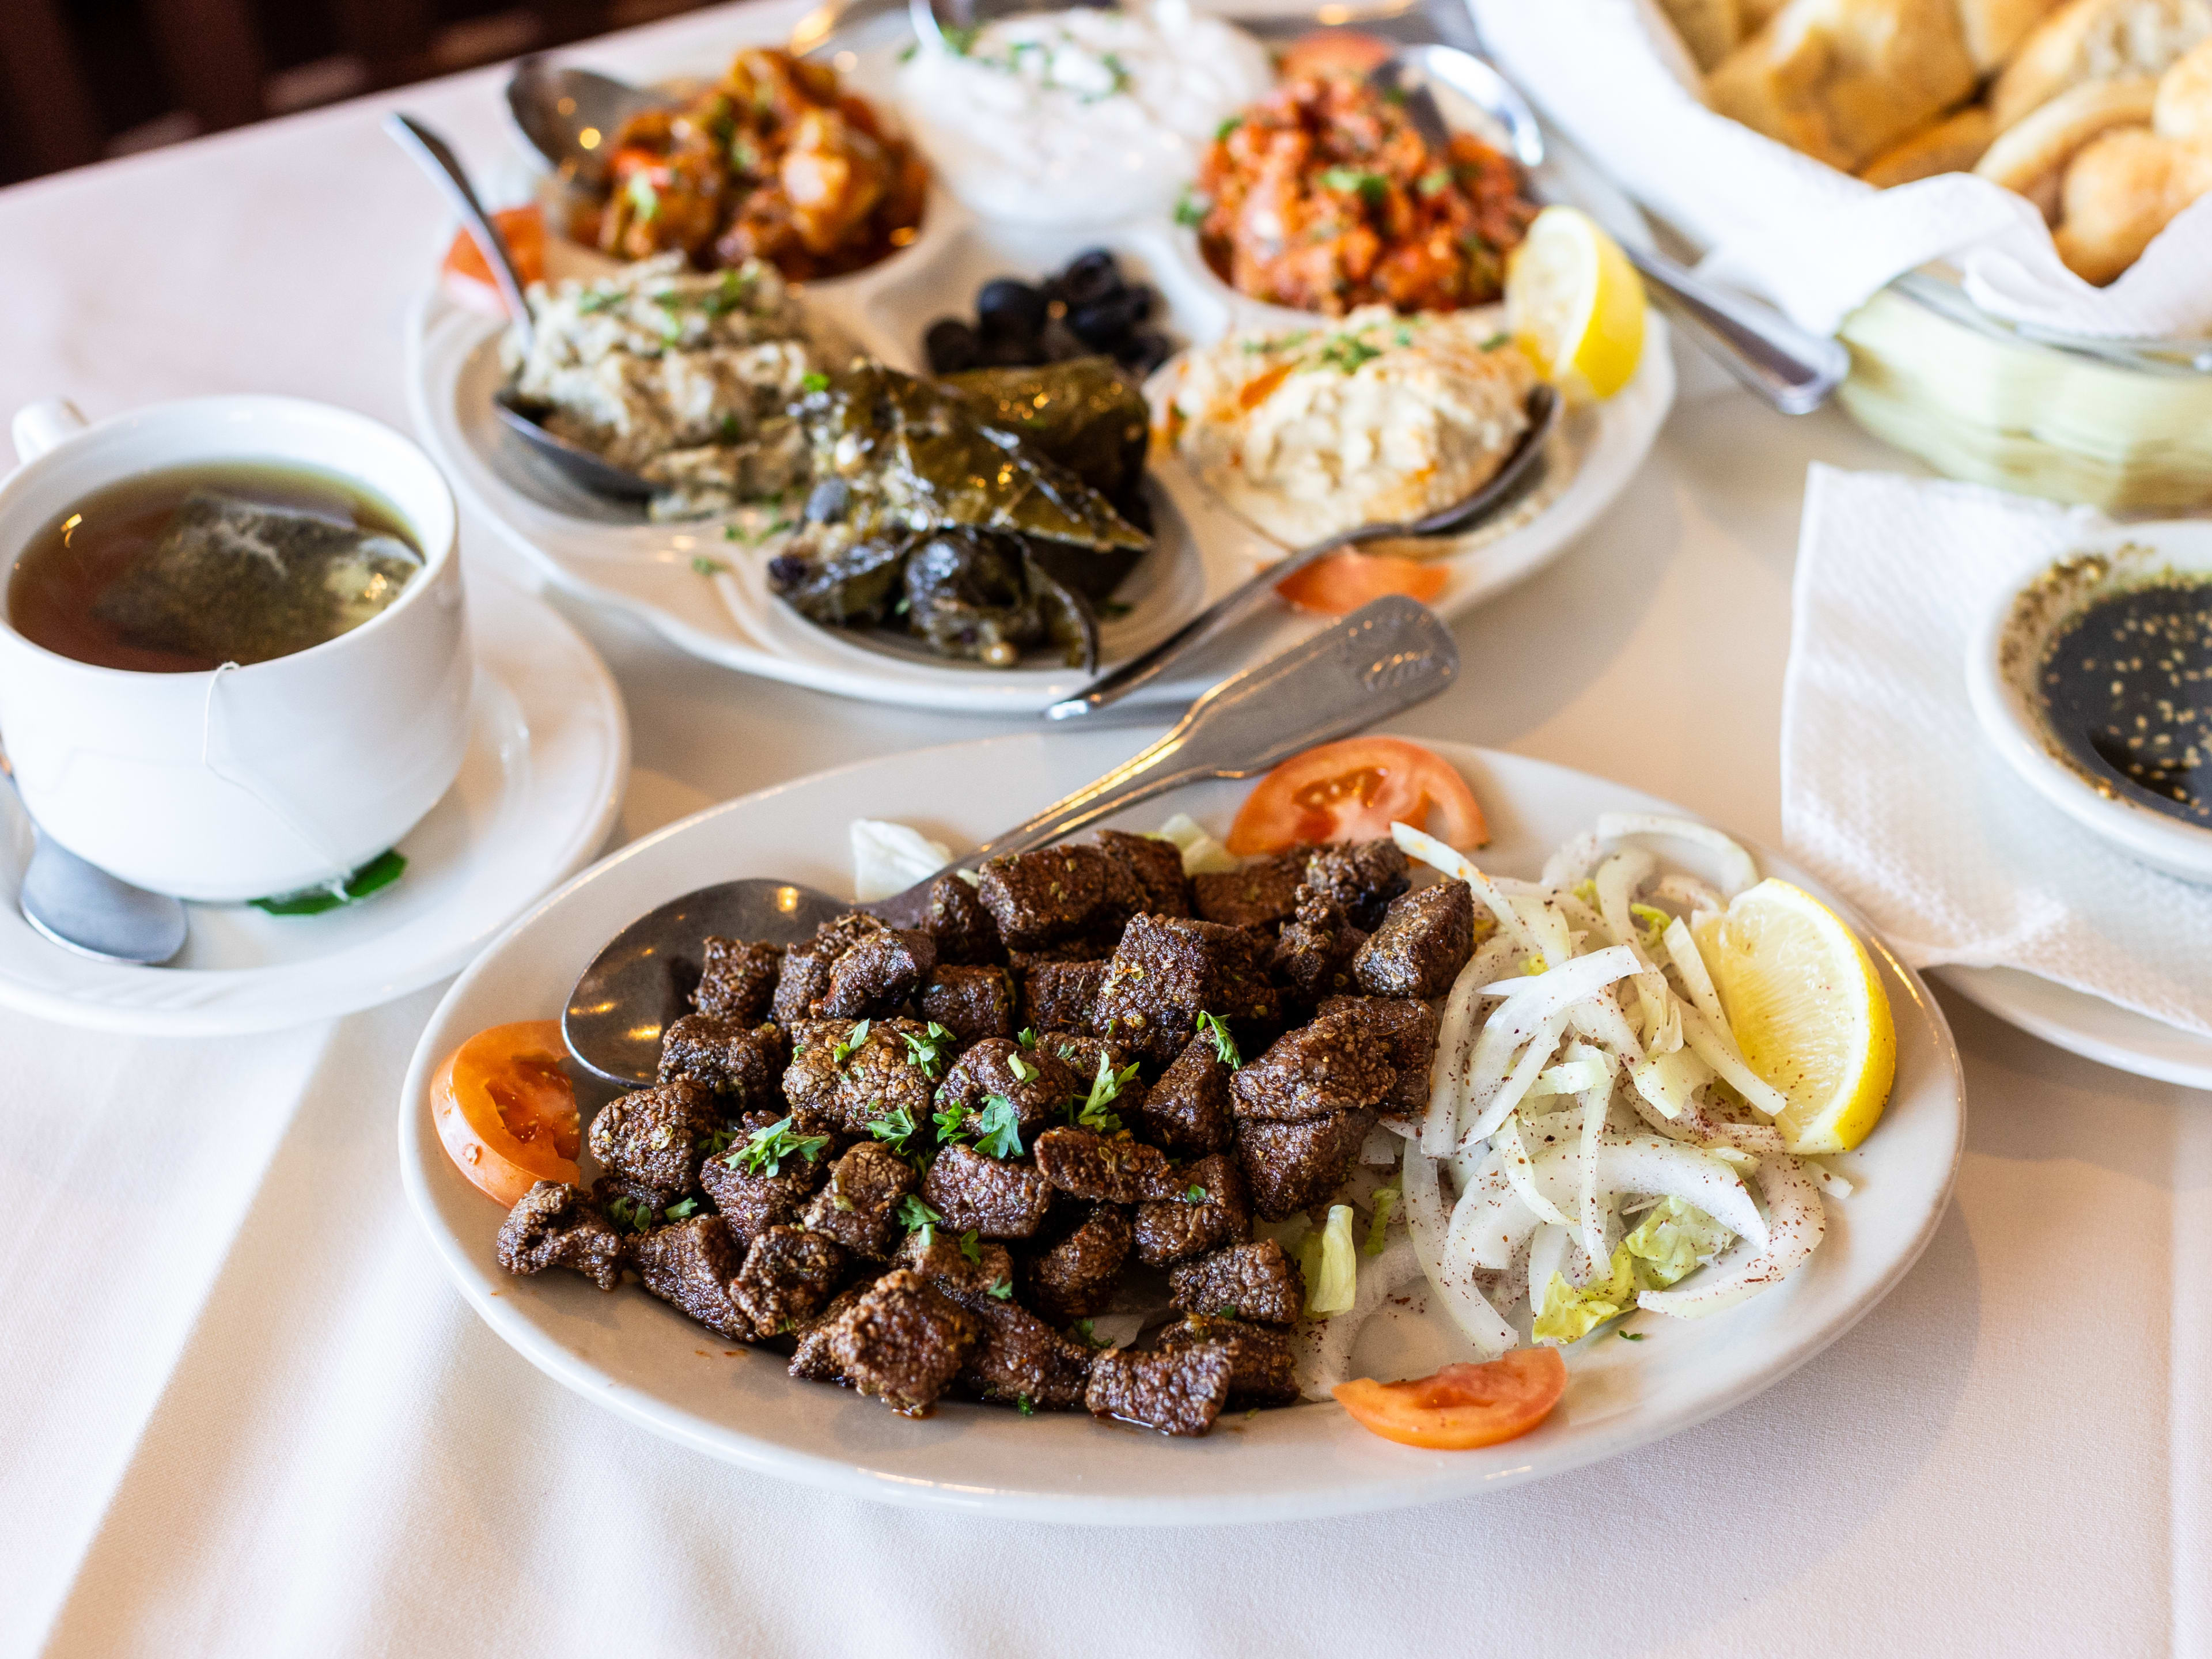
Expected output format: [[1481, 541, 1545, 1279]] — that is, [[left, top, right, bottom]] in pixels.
[[976, 594, 1457, 863], [1615, 241, 1849, 415], [385, 113, 535, 340]]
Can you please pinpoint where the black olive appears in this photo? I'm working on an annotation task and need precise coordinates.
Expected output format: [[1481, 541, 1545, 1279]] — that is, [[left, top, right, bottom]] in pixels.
[[1053, 248, 1123, 309], [1117, 328, 1176, 378], [1069, 286, 1152, 349], [923, 317, 981, 374], [976, 278, 1048, 340], [803, 476, 851, 524]]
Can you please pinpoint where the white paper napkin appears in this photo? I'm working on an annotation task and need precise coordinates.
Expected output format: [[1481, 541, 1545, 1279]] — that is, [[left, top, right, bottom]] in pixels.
[[1781, 464, 2212, 1039], [1469, 0, 2212, 338]]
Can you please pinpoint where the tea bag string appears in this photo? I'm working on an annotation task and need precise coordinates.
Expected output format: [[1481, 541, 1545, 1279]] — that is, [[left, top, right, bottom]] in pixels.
[[200, 662, 357, 897]]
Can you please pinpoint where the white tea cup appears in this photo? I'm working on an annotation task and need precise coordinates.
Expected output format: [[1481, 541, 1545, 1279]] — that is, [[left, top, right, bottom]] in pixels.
[[0, 395, 471, 903]]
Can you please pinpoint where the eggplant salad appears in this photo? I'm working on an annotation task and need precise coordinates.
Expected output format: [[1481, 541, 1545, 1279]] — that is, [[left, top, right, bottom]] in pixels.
[[492, 827, 1471, 1437]]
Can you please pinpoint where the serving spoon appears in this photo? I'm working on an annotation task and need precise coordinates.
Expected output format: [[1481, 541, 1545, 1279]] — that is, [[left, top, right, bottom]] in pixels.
[[384, 113, 657, 502], [563, 592, 1457, 1084], [1046, 383, 1556, 721], [1371, 45, 1850, 415], [1, 749, 187, 965], [506, 56, 681, 191]]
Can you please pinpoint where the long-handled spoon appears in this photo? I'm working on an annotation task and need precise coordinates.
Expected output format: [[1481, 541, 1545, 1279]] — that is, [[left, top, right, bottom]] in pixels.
[[1, 751, 187, 965], [563, 592, 1457, 1084], [384, 112, 657, 502], [1046, 385, 1556, 721]]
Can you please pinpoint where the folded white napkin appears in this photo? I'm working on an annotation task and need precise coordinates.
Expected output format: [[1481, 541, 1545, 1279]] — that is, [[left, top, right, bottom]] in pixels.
[[1469, 0, 2212, 338], [1781, 464, 2212, 1039]]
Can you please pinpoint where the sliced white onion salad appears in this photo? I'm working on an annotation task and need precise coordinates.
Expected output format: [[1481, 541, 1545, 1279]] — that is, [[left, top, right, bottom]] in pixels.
[[1379, 814, 1851, 1357]]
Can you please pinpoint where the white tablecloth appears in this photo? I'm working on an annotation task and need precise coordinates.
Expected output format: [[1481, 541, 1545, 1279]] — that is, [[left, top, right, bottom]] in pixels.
[[1, 7, 2206, 1654]]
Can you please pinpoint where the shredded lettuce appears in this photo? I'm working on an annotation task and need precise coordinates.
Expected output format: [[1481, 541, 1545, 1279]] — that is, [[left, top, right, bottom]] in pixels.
[[1304, 1203, 1357, 1316], [1153, 813, 1240, 876], [1534, 1248, 1637, 1343], [1533, 1199, 1733, 1341], [1364, 1183, 1399, 1253]]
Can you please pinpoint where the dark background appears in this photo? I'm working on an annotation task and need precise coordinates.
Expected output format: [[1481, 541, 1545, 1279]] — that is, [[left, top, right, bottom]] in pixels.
[[0, 0, 725, 184]]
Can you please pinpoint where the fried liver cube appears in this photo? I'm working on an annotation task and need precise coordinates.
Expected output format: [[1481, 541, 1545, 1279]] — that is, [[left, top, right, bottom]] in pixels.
[[495, 1181, 625, 1290], [823, 1268, 981, 1416], [1154, 1313, 1300, 1406], [1317, 994, 1438, 1118], [922, 1144, 1054, 1238], [586, 1081, 721, 1196], [1084, 1342, 1233, 1436], [1168, 1239, 1306, 1326], [1092, 828, 1192, 918], [801, 1141, 920, 1260], [692, 936, 783, 1023], [895, 1225, 1016, 1300], [730, 1224, 847, 1339], [1234, 1111, 1374, 1220], [781, 1017, 934, 1137], [1024, 1203, 1132, 1324], [1022, 960, 1108, 1033], [1130, 1034, 1234, 1156], [1353, 880, 1478, 999], [1302, 838, 1410, 931], [699, 1138, 828, 1251], [919, 872, 1003, 966], [1032, 1126, 1184, 1204], [1271, 887, 1368, 1010], [976, 844, 1143, 950], [632, 1215, 748, 1340], [916, 964, 1016, 1044], [1091, 915, 1280, 1067], [935, 1036, 1075, 1134], [1131, 1153, 1252, 1267], [657, 1014, 789, 1113], [788, 1284, 868, 1383], [1230, 1008, 1395, 1123], [772, 913, 936, 1022], [953, 1297, 1096, 1410], [1191, 850, 1305, 930]]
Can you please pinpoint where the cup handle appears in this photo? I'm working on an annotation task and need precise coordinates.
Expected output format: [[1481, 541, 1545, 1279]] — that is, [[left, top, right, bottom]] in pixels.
[[12, 399, 88, 463]]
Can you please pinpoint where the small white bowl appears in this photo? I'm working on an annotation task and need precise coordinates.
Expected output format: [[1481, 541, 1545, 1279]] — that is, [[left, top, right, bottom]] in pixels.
[[1965, 525, 2212, 885]]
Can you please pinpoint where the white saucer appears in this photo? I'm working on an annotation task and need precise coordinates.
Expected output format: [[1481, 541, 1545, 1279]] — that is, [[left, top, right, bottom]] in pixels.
[[0, 581, 628, 1035], [1937, 964, 2212, 1090]]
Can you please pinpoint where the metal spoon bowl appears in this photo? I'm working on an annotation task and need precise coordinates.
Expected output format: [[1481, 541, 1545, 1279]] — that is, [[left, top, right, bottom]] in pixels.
[[1, 752, 186, 965], [563, 593, 1459, 1084], [505, 56, 680, 190]]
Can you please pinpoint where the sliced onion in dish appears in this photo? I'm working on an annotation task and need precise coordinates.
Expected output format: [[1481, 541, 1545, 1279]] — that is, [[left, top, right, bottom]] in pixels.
[[1595, 812, 1759, 899], [1293, 1231, 1426, 1400], [1392, 822, 1541, 956], [1404, 1143, 1518, 1355], [1637, 1154, 1824, 1319], [1528, 1135, 1769, 1253]]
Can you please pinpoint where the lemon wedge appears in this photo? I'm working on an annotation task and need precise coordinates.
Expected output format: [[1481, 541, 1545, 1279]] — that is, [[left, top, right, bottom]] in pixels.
[[1690, 880, 1896, 1156], [1505, 205, 1647, 400]]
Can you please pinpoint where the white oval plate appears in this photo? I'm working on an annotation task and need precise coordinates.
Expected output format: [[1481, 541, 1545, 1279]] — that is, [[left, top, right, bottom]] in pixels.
[[0, 582, 629, 1035], [401, 29, 1675, 714], [398, 734, 1963, 1524]]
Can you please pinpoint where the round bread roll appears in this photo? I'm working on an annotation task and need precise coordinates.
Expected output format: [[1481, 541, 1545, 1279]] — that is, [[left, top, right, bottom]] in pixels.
[[1991, 0, 2212, 130], [1859, 104, 1998, 184], [1975, 74, 2161, 205], [2052, 123, 2212, 278], [2153, 34, 2212, 141]]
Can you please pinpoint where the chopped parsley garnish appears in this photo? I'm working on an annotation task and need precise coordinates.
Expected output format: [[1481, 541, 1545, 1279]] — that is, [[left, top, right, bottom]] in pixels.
[[1394, 324, 1414, 347], [575, 287, 623, 314], [690, 555, 728, 577], [1618, 1330, 1647, 1341], [897, 1195, 943, 1249], [604, 1194, 657, 1233], [988, 1278, 1014, 1300], [626, 171, 660, 222], [1073, 1319, 1106, 1349], [1196, 1011, 1241, 1069], [1075, 1050, 1141, 1135], [933, 1103, 972, 1143], [866, 1104, 921, 1158], [1415, 166, 1453, 198], [1315, 334, 1383, 374], [1480, 332, 1510, 351], [718, 412, 743, 442], [1016, 1027, 1037, 1050], [1214, 114, 1244, 142], [733, 1115, 829, 1177], [699, 1125, 738, 1157], [1006, 1052, 1039, 1084], [1016, 1392, 1036, 1416], [959, 1229, 983, 1264], [974, 1095, 1024, 1160], [664, 1196, 700, 1222], [799, 370, 830, 394], [1183, 1183, 1209, 1204], [940, 22, 980, 54], [1173, 188, 1210, 229], [830, 1019, 872, 1066], [902, 1021, 954, 1078], [1318, 167, 1389, 205]]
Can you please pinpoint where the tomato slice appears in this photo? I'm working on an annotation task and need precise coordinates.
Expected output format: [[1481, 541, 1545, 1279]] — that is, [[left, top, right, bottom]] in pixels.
[[1226, 737, 1488, 855], [1334, 1349, 1568, 1449], [440, 204, 546, 302], [1275, 549, 1448, 616], [431, 1019, 581, 1207]]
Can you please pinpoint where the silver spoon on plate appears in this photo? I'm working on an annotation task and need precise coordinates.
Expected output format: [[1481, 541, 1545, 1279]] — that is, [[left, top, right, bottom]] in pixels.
[[384, 113, 658, 502], [563, 592, 1457, 1084], [1, 749, 187, 965]]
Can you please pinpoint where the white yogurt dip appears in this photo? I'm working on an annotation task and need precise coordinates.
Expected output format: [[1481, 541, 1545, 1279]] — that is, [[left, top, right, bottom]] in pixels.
[[895, 0, 1274, 225]]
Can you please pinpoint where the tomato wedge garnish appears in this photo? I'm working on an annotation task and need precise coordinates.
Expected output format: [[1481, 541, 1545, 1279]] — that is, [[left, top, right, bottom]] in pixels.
[[1226, 736, 1488, 855], [431, 1019, 581, 1206], [441, 204, 546, 304], [1275, 549, 1448, 616], [1334, 1349, 1568, 1449]]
